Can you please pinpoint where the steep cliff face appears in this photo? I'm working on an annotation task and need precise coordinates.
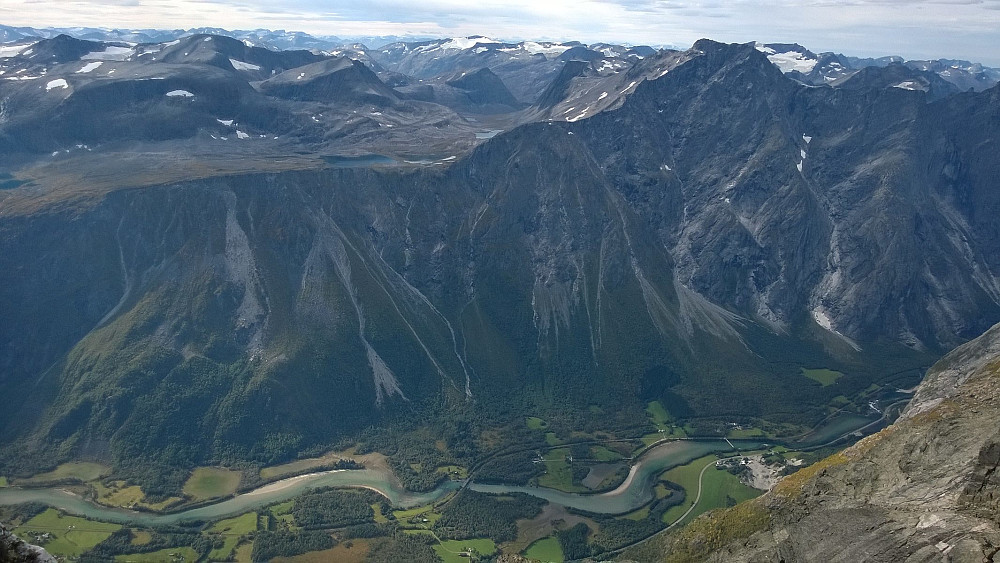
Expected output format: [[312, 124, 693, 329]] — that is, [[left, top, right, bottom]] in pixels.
[[3, 40, 1000, 486], [634, 323, 1000, 562], [577, 40, 1000, 351]]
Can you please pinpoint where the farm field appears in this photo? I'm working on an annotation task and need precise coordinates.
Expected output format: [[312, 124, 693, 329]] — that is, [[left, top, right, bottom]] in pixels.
[[433, 538, 496, 563], [182, 467, 241, 501], [13, 508, 120, 558], [523, 536, 564, 562]]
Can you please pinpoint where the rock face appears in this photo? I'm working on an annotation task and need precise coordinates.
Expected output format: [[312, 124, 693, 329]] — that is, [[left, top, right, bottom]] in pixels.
[[3, 38, 1000, 490], [0, 523, 55, 562], [634, 323, 1000, 562]]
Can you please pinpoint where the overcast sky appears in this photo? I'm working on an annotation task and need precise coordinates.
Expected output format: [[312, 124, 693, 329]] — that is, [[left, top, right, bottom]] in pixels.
[[3, 0, 999, 65]]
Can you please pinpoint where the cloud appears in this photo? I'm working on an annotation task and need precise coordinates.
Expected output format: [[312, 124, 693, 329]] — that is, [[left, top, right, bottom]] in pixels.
[[0, 0, 998, 64]]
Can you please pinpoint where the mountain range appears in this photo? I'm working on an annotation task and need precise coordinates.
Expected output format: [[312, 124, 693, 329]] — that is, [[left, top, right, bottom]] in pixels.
[[2, 30, 1000, 500]]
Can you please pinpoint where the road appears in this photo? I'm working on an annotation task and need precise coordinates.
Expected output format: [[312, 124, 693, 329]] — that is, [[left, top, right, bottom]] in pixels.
[[664, 459, 715, 532]]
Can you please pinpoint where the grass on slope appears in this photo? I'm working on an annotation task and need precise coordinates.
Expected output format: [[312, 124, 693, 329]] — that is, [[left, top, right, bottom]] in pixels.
[[17, 462, 110, 485], [802, 367, 844, 387], [646, 401, 672, 430], [13, 508, 120, 558], [526, 417, 549, 430], [182, 467, 241, 501]]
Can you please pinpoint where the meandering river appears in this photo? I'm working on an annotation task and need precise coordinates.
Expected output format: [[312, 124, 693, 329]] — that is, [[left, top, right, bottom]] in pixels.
[[0, 413, 883, 525], [0, 439, 773, 525]]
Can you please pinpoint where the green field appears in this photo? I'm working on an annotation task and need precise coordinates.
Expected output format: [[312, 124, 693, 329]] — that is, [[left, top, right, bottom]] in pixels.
[[269, 500, 297, 529], [802, 367, 844, 386], [435, 465, 469, 479], [115, 546, 200, 562], [372, 503, 389, 523], [433, 538, 496, 563], [544, 432, 562, 446], [0, 476, 7, 487], [660, 456, 762, 525], [93, 481, 183, 511], [727, 426, 765, 439], [234, 542, 253, 562], [526, 417, 549, 430], [523, 536, 564, 562], [182, 467, 241, 501], [393, 503, 442, 528], [206, 511, 257, 559], [13, 508, 121, 557], [590, 446, 624, 462], [131, 530, 153, 545], [537, 449, 585, 492], [18, 462, 110, 485], [646, 401, 672, 430], [620, 505, 650, 521]]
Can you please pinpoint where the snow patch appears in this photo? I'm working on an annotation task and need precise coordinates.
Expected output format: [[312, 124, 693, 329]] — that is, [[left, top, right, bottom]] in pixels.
[[166, 89, 194, 97], [755, 43, 817, 74], [0, 43, 32, 58], [796, 160, 803, 172], [754, 43, 777, 55], [520, 41, 569, 56], [802, 134, 812, 143], [216, 118, 234, 126], [440, 36, 497, 50], [45, 78, 68, 91], [567, 108, 590, 122], [229, 58, 261, 71], [800, 149, 807, 159], [235, 130, 250, 139], [81, 46, 132, 61], [598, 91, 608, 100], [76, 61, 102, 73]]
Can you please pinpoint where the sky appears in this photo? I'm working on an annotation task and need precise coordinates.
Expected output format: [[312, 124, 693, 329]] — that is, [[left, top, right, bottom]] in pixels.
[[2, 0, 999, 65]]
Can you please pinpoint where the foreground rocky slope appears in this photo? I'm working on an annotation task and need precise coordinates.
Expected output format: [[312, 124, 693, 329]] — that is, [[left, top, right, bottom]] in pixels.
[[630, 323, 1000, 562]]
